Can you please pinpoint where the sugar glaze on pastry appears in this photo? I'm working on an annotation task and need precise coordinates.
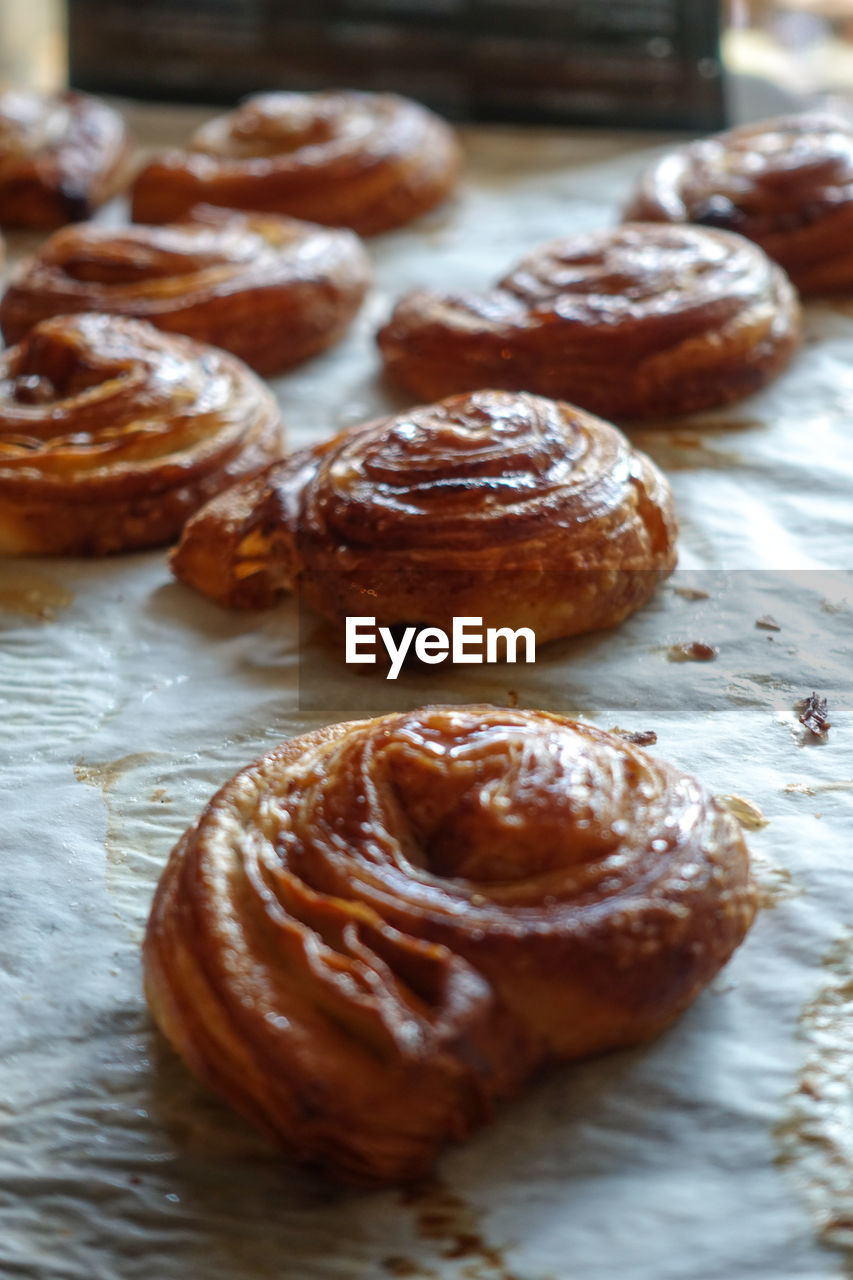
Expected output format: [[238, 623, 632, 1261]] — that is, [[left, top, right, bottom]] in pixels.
[[0, 313, 283, 555], [0, 89, 130, 228], [171, 389, 678, 643], [131, 91, 461, 235], [144, 703, 757, 1183], [0, 208, 371, 375], [378, 224, 801, 420], [624, 113, 853, 295]]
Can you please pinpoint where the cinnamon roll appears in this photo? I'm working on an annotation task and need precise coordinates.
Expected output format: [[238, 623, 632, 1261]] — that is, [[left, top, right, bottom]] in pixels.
[[170, 389, 678, 643], [144, 703, 757, 1183], [0, 313, 283, 556], [131, 91, 461, 236], [377, 224, 801, 420], [624, 113, 853, 296], [0, 89, 130, 228], [0, 208, 371, 375]]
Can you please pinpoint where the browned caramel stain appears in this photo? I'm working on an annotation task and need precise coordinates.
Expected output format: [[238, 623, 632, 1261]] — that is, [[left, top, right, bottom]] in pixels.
[[0, 570, 72, 620], [749, 850, 797, 910], [716, 793, 795, 908], [74, 753, 158, 934], [775, 932, 853, 1268], [400, 1178, 524, 1280], [629, 428, 746, 471]]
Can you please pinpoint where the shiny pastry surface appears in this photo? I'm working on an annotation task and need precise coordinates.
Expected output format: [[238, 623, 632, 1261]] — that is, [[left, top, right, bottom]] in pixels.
[[171, 389, 678, 641], [131, 91, 461, 235], [0, 89, 130, 228], [623, 113, 853, 295], [0, 313, 284, 555], [0, 207, 371, 374], [144, 703, 757, 1183], [377, 223, 801, 420]]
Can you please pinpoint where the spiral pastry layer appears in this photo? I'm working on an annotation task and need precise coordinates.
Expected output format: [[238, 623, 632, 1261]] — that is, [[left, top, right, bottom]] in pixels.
[[624, 113, 853, 296], [0, 208, 371, 375], [171, 389, 677, 642], [378, 224, 801, 420], [0, 313, 284, 555], [144, 703, 757, 1183], [131, 91, 461, 235], [0, 89, 130, 228]]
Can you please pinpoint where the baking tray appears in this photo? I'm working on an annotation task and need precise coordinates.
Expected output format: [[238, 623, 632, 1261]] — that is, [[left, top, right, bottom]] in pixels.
[[1, 103, 852, 1280]]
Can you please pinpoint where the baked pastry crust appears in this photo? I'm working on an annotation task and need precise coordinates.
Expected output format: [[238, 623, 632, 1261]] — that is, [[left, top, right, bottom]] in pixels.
[[144, 703, 757, 1183], [623, 113, 853, 296], [131, 91, 461, 235], [0, 89, 130, 228], [0, 207, 371, 375], [377, 224, 801, 420], [0, 313, 284, 555], [170, 389, 678, 641]]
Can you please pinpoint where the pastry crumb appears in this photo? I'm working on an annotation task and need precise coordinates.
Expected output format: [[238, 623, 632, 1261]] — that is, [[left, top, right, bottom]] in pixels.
[[755, 615, 781, 631], [796, 692, 831, 739], [612, 727, 658, 746], [668, 640, 717, 662], [717, 793, 769, 830]]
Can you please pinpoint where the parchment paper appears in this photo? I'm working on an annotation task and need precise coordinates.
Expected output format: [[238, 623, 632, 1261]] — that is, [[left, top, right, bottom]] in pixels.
[[1, 103, 852, 1280]]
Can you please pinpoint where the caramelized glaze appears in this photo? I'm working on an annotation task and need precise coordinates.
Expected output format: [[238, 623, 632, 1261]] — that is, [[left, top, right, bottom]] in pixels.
[[131, 91, 461, 235], [378, 224, 801, 420], [0, 313, 283, 555], [624, 113, 853, 295], [144, 703, 757, 1183], [0, 208, 371, 375], [171, 389, 678, 643]]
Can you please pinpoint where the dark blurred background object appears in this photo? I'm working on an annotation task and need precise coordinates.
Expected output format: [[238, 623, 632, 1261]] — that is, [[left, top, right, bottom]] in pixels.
[[66, 0, 726, 130]]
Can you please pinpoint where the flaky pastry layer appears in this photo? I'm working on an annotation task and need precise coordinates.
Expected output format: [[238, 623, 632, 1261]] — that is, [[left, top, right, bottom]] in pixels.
[[377, 223, 801, 420], [624, 113, 853, 296], [131, 91, 461, 235], [171, 389, 678, 642], [0, 89, 130, 228], [144, 704, 757, 1183], [0, 313, 284, 555], [0, 207, 371, 375]]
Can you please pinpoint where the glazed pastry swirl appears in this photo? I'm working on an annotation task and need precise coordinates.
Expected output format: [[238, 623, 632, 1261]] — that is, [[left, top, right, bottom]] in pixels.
[[144, 704, 757, 1183], [0, 89, 130, 228], [171, 390, 677, 641], [378, 224, 801, 420], [0, 313, 284, 555], [624, 113, 853, 295], [131, 91, 461, 235], [0, 208, 371, 374]]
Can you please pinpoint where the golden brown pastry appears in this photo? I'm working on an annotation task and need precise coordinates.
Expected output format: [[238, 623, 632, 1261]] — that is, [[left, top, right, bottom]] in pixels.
[[0, 313, 283, 556], [170, 389, 678, 643], [144, 703, 757, 1183], [0, 207, 371, 375], [623, 113, 853, 296], [0, 89, 130, 228], [131, 91, 461, 235], [377, 224, 801, 420]]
